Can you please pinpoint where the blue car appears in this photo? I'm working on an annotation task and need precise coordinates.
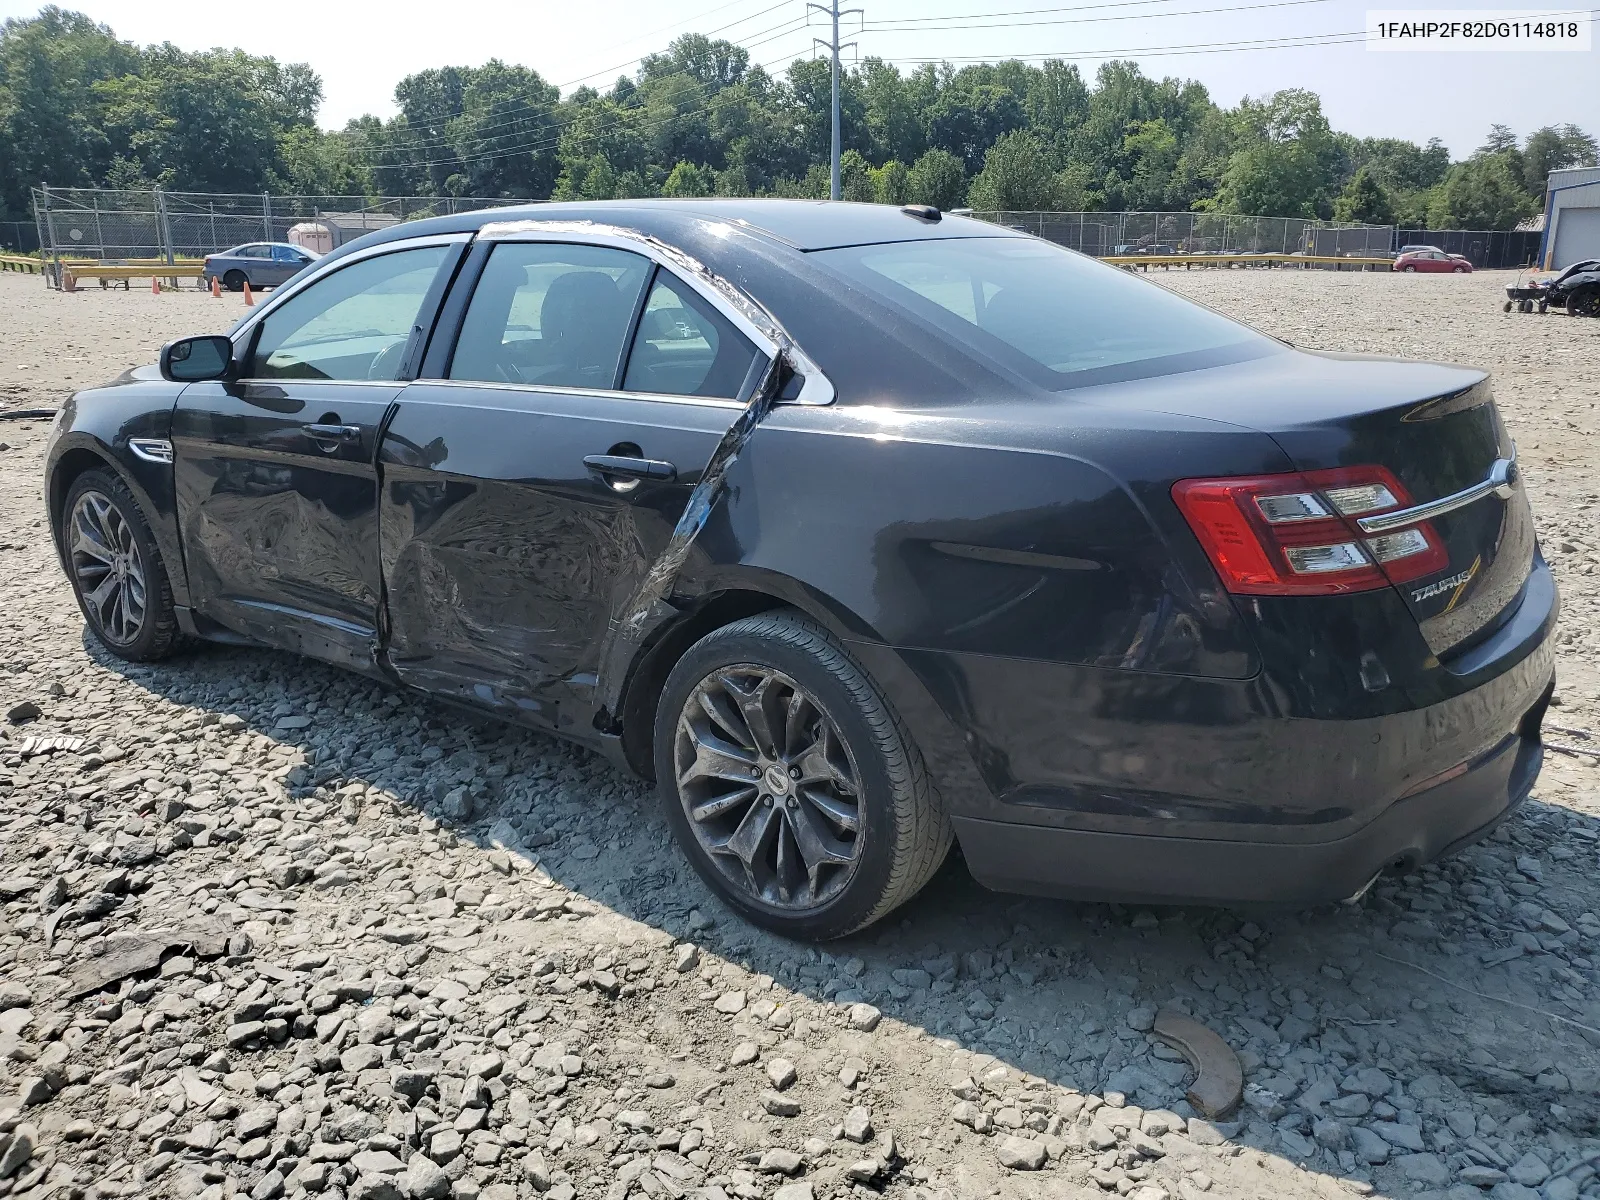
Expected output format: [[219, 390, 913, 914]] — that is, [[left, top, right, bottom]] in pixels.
[[201, 242, 319, 292]]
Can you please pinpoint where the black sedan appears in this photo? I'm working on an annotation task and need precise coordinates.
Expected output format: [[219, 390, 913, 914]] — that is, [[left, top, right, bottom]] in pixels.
[[44, 200, 1557, 940]]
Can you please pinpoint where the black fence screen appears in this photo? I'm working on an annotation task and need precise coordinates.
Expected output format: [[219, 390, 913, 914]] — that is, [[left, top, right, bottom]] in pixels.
[[1395, 229, 1542, 269]]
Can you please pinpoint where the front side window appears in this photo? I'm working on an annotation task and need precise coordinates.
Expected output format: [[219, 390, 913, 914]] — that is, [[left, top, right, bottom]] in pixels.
[[449, 243, 651, 388], [818, 237, 1278, 390], [623, 273, 761, 399], [249, 245, 448, 381]]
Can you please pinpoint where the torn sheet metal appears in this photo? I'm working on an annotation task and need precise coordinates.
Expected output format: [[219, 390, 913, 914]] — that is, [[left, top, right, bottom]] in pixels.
[[595, 351, 787, 716], [473, 219, 832, 718]]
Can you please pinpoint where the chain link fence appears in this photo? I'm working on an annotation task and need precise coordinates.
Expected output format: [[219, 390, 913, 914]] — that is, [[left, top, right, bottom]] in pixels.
[[29, 186, 534, 286], [971, 210, 1395, 258]]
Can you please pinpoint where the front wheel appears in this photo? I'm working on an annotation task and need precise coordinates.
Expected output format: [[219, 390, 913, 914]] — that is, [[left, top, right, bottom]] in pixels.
[[1403, 265, 1417, 273], [1453, 265, 1468, 273], [61, 470, 184, 661], [655, 612, 951, 940], [1569, 288, 1600, 318]]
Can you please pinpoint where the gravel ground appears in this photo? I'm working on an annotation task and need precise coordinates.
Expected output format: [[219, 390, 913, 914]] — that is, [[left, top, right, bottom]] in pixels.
[[1, 267, 1599, 1200]]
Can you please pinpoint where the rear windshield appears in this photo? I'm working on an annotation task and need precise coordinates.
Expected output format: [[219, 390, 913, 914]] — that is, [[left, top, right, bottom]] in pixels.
[[817, 237, 1278, 390]]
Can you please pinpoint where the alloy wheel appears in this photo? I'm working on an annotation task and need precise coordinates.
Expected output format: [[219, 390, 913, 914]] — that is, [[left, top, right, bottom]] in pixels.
[[674, 665, 863, 910], [69, 490, 147, 645]]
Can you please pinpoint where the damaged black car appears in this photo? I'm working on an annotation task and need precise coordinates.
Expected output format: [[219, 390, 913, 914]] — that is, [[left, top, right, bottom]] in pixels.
[[44, 200, 1557, 940]]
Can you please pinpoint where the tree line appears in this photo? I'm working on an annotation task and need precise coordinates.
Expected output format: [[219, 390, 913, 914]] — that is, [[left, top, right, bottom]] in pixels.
[[3, 5, 1596, 234]]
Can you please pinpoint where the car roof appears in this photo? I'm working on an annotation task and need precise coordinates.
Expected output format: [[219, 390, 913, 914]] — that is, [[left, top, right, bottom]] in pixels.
[[330, 198, 1016, 256]]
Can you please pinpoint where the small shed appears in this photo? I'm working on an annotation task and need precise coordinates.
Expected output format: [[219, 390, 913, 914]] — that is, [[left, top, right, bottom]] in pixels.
[[287, 210, 403, 255], [1540, 166, 1600, 270]]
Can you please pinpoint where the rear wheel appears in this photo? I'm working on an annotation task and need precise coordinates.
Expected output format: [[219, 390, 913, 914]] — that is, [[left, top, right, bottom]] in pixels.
[[1569, 288, 1600, 318], [655, 611, 951, 940], [62, 470, 184, 661], [222, 269, 246, 292]]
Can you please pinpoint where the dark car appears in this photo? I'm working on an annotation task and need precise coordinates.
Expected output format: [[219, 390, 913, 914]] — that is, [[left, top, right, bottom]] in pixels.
[[1543, 259, 1600, 317], [44, 200, 1557, 940], [202, 242, 319, 291]]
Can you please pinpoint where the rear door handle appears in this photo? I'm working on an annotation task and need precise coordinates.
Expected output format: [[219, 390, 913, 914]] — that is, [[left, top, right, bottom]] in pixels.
[[583, 454, 677, 482], [303, 423, 361, 443]]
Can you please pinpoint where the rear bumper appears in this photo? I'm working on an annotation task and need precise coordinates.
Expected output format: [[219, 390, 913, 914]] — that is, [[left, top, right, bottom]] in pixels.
[[851, 555, 1559, 908], [953, 685, 1547, 904]]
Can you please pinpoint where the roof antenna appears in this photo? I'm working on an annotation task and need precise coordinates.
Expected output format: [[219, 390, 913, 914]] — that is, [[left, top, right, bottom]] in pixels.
[[901, 205, 941, 222]]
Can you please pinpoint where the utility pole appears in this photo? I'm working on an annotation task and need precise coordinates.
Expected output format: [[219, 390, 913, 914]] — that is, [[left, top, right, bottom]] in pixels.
[[808, 0, 859, 200]]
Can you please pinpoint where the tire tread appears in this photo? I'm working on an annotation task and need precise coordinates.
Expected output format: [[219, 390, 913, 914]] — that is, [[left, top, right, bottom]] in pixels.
[[671, 611, 952, 937]]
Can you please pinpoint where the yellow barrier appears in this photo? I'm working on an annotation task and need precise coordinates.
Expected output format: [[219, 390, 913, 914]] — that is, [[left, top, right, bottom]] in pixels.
[[0, 254, 42, 273], [63, 263, 206, 289], [1103, 253, 1395, 269]]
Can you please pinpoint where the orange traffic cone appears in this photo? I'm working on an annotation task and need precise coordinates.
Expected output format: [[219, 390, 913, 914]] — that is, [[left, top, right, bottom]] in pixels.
[[151, 276, 161, 295], [243, 280, 254, 307], [62, 272, 77, 293], [210, 275, 221, 298]]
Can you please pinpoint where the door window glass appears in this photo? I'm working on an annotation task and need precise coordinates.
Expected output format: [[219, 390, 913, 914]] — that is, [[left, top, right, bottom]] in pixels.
[[273, 244, 302, 262], [623, 272, 762, 399], [448, 243, 651, 388], [250, 245, 448, 381], [237, 244, 270, 259]]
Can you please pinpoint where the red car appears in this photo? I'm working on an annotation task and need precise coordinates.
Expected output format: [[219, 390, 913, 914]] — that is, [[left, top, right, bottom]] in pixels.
[[1394, 249, 1473, 273]]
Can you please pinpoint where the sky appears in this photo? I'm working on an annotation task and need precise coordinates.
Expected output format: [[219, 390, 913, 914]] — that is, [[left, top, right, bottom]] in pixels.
[[3, 0, 1595, 157]]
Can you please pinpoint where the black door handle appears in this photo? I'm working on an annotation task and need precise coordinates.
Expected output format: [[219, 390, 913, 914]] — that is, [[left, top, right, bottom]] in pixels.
[[583, 454, 677, 482], [303, 423, 360, 448]]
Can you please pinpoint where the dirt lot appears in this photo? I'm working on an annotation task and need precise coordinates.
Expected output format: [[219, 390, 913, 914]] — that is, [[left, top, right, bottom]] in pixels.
[[1, 266, 1599, 1200]]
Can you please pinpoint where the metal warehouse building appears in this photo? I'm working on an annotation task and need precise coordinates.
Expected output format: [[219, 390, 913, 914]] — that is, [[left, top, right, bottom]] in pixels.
[[1541, 165, 1600, 270]]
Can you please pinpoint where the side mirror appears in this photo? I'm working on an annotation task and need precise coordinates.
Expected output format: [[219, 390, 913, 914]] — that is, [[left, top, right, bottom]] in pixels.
[[160, 335, 235, 383]]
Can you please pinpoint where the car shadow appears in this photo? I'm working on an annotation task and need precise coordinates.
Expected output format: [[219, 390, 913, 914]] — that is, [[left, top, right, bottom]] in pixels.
[[92, 634, 1600, 1200]]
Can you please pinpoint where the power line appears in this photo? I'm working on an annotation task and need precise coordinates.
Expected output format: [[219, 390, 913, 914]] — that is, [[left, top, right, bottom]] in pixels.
[[863, 0, 1335, 32]]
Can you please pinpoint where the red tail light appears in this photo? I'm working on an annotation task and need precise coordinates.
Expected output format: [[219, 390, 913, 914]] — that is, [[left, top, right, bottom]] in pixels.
[[1172, 466, 1448, 596]]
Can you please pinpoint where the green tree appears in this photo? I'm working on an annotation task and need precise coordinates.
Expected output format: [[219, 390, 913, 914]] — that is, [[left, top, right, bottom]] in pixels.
[[927, 83, 1025, 173], [966, 130, 1061, 211], [1427, 155, 1537, 229], [447, 61, 560, 198], [872, 159, 910, 205], [905, 148, 967, 210], [1332, 165, 1395, 224], [839, 149, 876, 202], [1521, 124, 1598, 196], [661, 160, 713, 196]]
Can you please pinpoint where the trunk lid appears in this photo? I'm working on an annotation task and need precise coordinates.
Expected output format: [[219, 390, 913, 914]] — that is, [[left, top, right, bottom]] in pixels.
[[1088, 349, 1536, 656]]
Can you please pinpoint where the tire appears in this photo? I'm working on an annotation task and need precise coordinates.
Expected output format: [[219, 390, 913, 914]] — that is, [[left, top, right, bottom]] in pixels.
[[654, 611, 951, 940], [1403, 265, 1417, 273], [1453, 265, 1468, 273], [1569, 288, 1600, 318], [222, 269, 247, 292], [61, 469, 184, 662]]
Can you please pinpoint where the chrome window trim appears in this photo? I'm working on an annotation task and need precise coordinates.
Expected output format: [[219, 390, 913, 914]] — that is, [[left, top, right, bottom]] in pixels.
[[128, 438, 174, 464], [228, 233, 473, 345], [1356, 448, 1519, 534], [411, 377, 747, 411], [475, 219, 835, 406]]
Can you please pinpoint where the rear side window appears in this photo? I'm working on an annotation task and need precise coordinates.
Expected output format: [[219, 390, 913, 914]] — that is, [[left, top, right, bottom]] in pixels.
[[250, 245, 448, 381], [623, 273, 761, 399], [819, 237, 1276, 390], [449, 243, 651, 388]]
